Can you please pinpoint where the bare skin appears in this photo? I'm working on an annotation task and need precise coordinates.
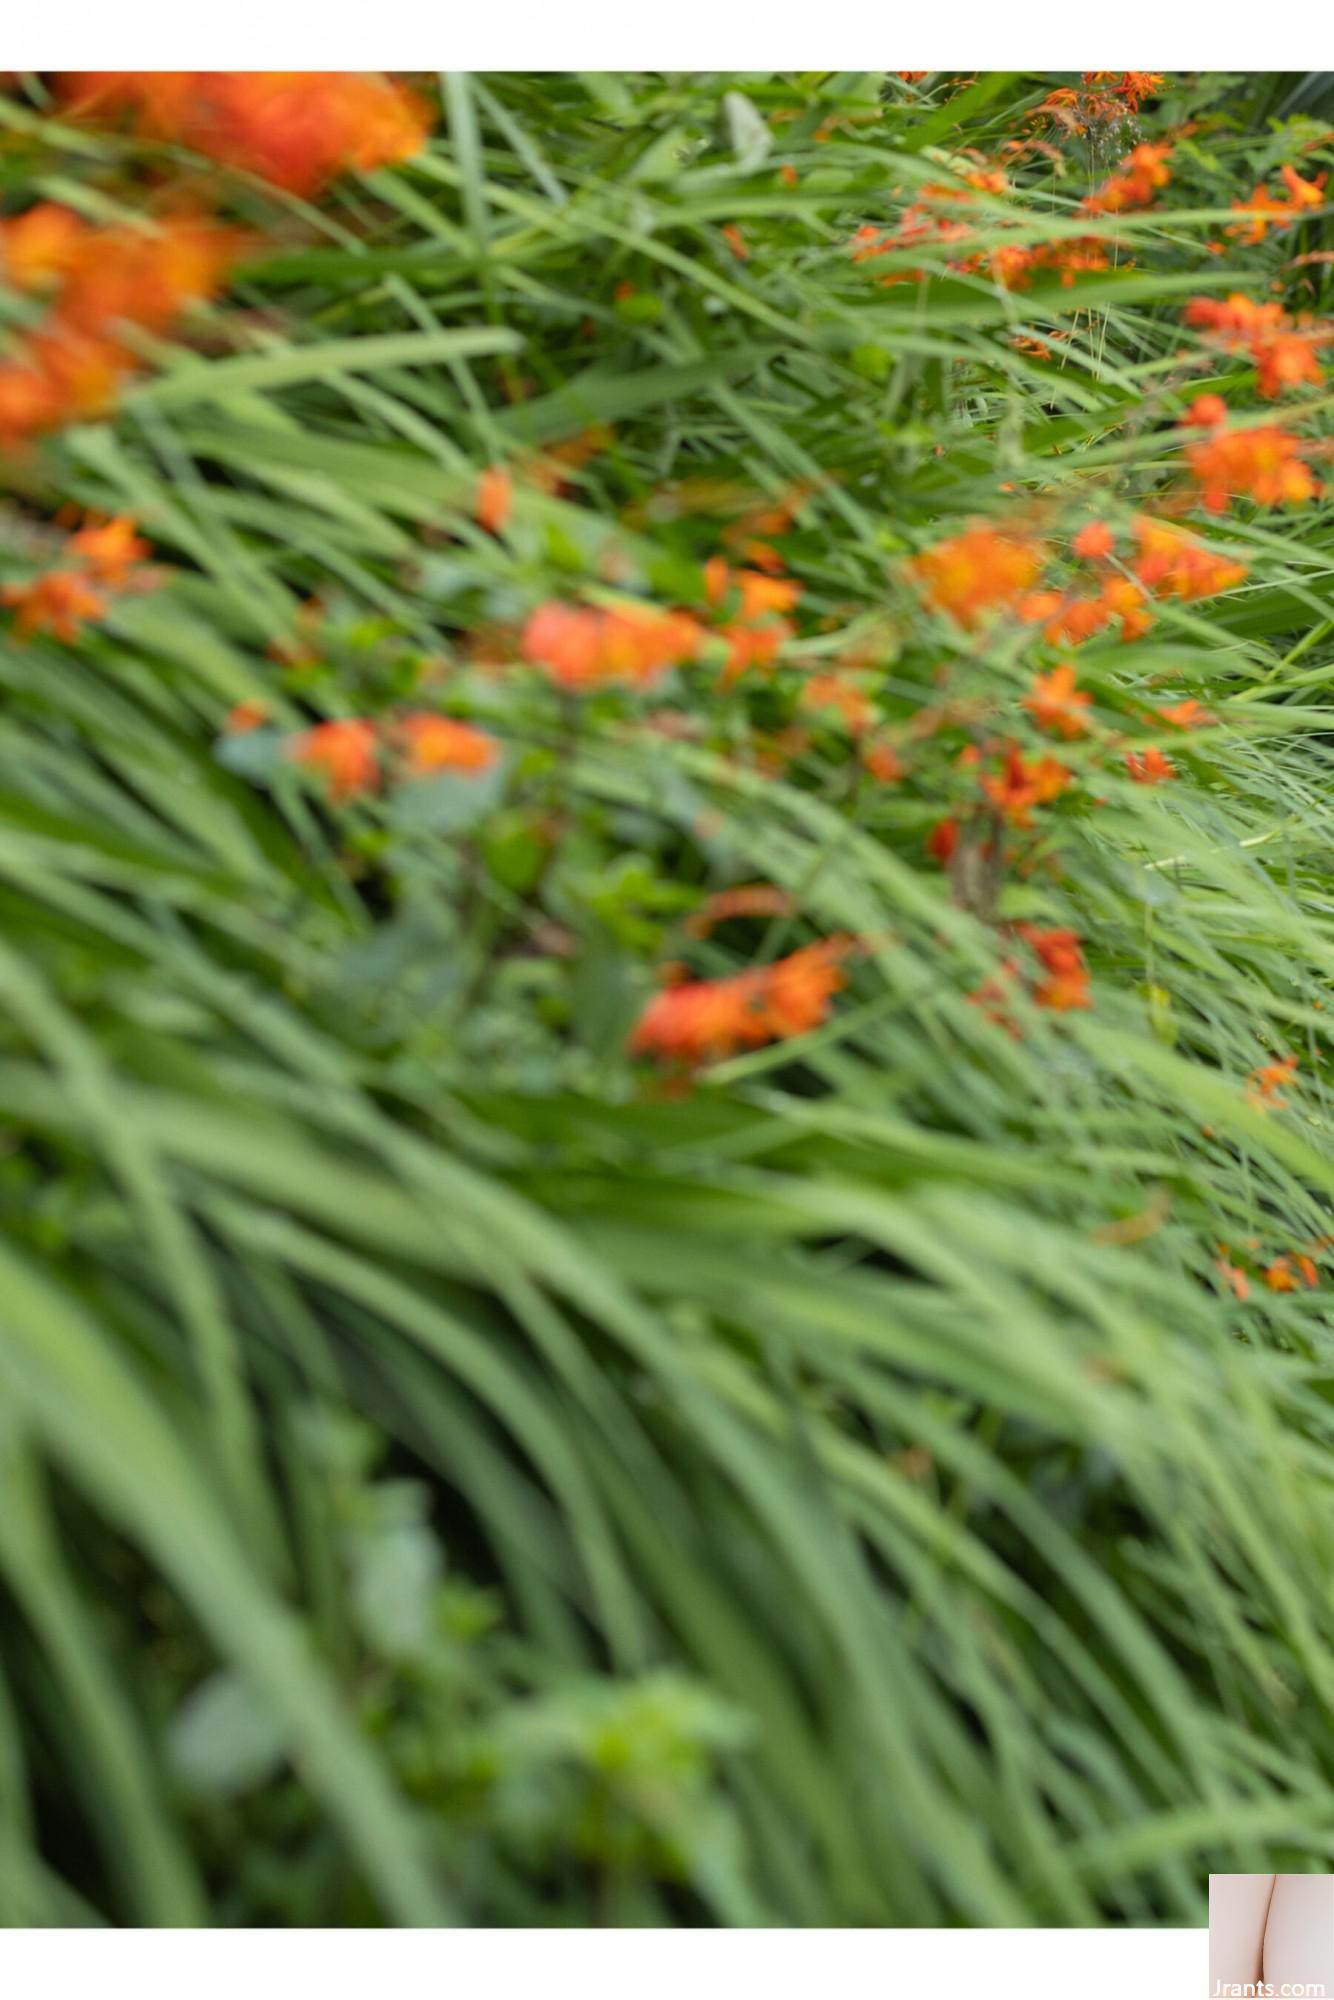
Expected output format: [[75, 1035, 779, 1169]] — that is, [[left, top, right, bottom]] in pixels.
[[1210, 1874, 1275, 1991], [1263, 1874, 1334, 1992], [1210, 1874, 1334, 1994]]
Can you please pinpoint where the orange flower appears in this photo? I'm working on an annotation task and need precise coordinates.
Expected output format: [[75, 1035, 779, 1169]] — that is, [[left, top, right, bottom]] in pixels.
[[1228, 163, 1326, 244], [910, 523, 1044, 628], [1281, 162, 1326, 210], [1159, 698, 1216, 729], [1023, 663, 1091, 739], [1019, 924, 1091, 1011], [1040, 593, 1112, 647], [1125, 747, 1175, 784], [393, 713, 498, 776], [521, 600, 703, 691], [61, 71, 432, 196], [1216, 1255, 1250, 1302], [629, 939, 848, 1065], [1029, 579, 1154, 646], [476, 466, 513, 536], [800, 673, 875, 733], [1098, 576, 1155, 641], [974, 235, 1111, 290], [927, 816, 959, 865], [67, 514, 150, 585], [1017, 589, 1065, 626], [0, 202, 92, 292], [684, 884, 795, 936], [1263, 1256, 1302, 1293], [738, 570, 801, 620], [1254, 330, 1324, 400], [1073, 520, 1115, 560], [55, 72, 199, 133], [1185, 293, 1287, 342], [722, 223, 749, 261], [968, 958, 1021, 1034], [1082, 142, 1172, 216], [1, 568, 107, 641], [25, 325, 125, 421], [0, 360, 62, 442], [862, 736, 906, 782], [56, 214, 241, 343], [225, 699, 270, 733], [1185, 393, 1228, 429], [848, 194, 976, 281], [703, 555, 731, 604], [1185, 422, 1317, 514], [981, 743, 1071, 826], [1132, 518, 1247, 599], [287, 718, 379, 801], [0, 208, 243, 442], [1184, 293, 1325, 401], [719, 621, 790, 683], [1109, 72, 1164, 112], [1247, 1053, 1298, 1108]]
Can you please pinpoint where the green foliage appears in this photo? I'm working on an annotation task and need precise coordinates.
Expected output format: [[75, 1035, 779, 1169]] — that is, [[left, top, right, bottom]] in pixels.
[[2, 68, 1334, 1927]]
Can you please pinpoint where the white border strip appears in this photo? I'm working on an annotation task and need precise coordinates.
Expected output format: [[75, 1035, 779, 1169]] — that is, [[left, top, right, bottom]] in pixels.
[[0, 1926, 1201, 2000]]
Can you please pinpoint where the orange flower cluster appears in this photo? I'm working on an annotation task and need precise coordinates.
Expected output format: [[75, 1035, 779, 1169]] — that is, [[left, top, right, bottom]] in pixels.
[[979, 742, 1072, 826], [800, 673, 878, 733], [852, 171, 1119, 294], [1263, 1253, 1319, 1293], [703, 560, 802, 682], [1023, 662, 1091, 739], [976, 236, 1112, 291], [849, 201, 980, 284], [927, 816, 960, 865], [1, 510, 151, 640], [926, 500, 1247, 661], [970, 924, 1091, 1025], [288, 718, 380, 801], [1159, 698, 1216, 729], [1019, 573, 1153, 646], [1036, 74, 1164, 133], [1184, 417, 1318, 513], [1228, 162, 1326, 245], [1073, 521, 1115, 560], [1216, 1252, 1251, 1302], [1085, 72, 1165, 114], [629, 939, 849, 1065], [1183, 293, 1324, 400], [286, 710, 498, 801], [1247, 1053, 1298, 1109], [1131, 518, 1248, 599], [1216, 1230, 1323, 1301], [910, 523, 1044, 628], [521, 601, 704, 691], [1082, 142, 1172, 216], [1020, 923, 1091, 1010], [1125, 747, 1175, 784], [393, 713, 499, 775], [0, 203, 240, 441], [850, 169, 1056, 289], [59, 72, 432, 197]]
